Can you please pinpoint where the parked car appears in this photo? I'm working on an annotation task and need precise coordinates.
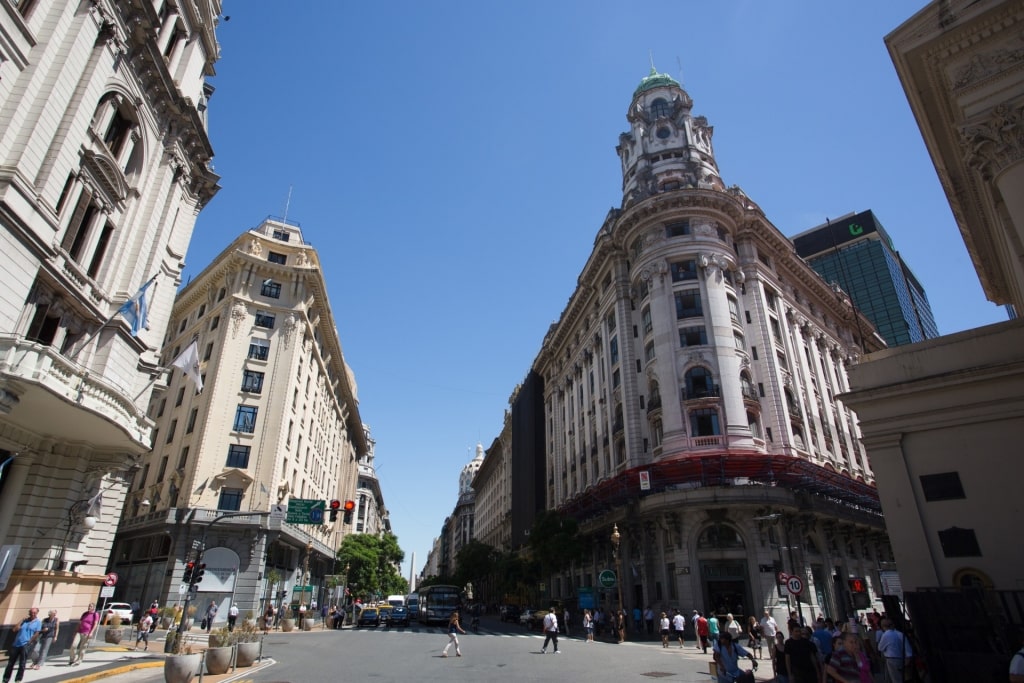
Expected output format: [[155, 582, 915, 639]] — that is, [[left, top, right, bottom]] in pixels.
[[104, 602, 134, 624], [500, 605, 521, 623], [519, 607, 547, 630], [378, 605, 394, 625], [388, 605, 410, 627], [356, 607, 380, 628]]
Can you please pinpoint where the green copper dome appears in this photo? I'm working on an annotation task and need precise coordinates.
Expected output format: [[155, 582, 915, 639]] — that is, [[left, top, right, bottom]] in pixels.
[[633, 67, 680, 96]]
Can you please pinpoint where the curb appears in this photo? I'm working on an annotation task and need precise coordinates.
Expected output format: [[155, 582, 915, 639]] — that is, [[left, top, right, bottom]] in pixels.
[[60, 660, 165, 683]]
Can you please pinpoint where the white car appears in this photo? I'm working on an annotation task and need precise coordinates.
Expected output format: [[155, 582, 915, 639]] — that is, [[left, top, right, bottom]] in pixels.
[[104, 602, 134, 624]]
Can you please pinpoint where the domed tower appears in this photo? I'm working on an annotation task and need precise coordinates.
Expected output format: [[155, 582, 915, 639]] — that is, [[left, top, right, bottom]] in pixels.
[[617, 68, 725, 207], [459, 443, 485, 498]]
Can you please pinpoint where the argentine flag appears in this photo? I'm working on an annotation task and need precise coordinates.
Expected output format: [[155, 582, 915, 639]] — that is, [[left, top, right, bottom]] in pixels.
[[117, 277, 155, 337]]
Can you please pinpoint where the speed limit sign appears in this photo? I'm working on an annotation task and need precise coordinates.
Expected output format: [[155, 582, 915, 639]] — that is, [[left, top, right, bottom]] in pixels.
[[786, 575, 804, 595]]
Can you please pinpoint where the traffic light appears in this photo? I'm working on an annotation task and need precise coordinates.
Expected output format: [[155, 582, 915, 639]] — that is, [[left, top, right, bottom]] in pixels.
[[194, 562, 207, 585], [343, 499, 355, 524], [848, 577, 870, 609], [329, 499, 341, 522], [183, 561, 195, 584]]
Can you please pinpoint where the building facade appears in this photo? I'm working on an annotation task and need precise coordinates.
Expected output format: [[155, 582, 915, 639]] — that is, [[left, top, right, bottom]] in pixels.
[[531, 69, 893, 625], [792, 210, 940, 347], [355, 427, 390, 536], [110, 218, 366, 622], [0, 0, 220, 637], [471, 421, 512, 552]]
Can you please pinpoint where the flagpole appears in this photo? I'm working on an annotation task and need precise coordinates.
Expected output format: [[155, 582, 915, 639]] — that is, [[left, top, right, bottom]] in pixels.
[[67, 272, 160, 362]]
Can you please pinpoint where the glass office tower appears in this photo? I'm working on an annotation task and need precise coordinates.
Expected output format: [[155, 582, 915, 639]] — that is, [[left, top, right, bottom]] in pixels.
[[792, 210, 940, 346]]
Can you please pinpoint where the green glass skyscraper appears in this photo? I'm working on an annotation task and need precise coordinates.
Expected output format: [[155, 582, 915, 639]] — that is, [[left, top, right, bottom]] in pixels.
[[792, 210, 940, 347]]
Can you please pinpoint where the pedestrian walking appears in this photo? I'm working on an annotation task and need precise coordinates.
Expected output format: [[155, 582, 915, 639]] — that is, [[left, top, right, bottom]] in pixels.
[[204, 600, 218, 633], [697, 612, 710, 653], [877, 619, 913, 683], [263, 604, 274, 634], [227, 604, 239, 632], [441, 610, 465, 657], [68, 602, 99, 666], [583, 609, 594, 643], [3, 607, 41, 683], [617, 608, 627, 644], [644, 605, 655, 637], [135, 613, 153, 650], [746, 615, 763, 659], [672, 609, 686, 648], [29, 610, 58, 670], [541, 607, 560, 654], [760, 609, 778, 658], [660, 612, 671, 648], [562, 607, 571, 637]]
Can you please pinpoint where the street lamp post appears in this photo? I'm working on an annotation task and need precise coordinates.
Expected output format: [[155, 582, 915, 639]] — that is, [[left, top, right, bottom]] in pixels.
[[610, 524, 624, 613]]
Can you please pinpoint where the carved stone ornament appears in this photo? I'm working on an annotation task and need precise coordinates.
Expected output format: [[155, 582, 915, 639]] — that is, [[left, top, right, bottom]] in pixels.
[[952, 44, 1024, 92], [281, 313, 298, 349], [230, 301, 248, 337], [961, 101, 1024, 179], [295, 251, 309, 267]]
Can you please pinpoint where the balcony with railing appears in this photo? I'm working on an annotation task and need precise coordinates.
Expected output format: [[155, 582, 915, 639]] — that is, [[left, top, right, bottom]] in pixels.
[[0, 335, 152, 450], [647, 394, 662, 413], [683, 385, 721, 402]]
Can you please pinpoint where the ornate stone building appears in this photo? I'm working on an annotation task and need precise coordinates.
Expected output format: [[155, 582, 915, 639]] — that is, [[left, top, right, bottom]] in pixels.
[[0, 0, 220, 637], [472, 418, 512, 553], [355, 426, 390, 536], [532, 69, 892, 624], [111, 218, 366, 621]]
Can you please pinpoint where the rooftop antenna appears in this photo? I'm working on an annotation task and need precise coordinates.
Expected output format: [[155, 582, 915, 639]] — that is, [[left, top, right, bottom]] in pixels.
[[649, 50, 656, 71], [282, 185, 293, 223], [676, 56, 684, 86]]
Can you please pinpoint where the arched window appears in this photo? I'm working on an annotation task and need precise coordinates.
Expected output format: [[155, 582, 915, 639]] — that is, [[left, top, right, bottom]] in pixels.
[[740, 372, 755, 400], [650, 98, 671, 119], [697, 523, 745, 550], [685, 366, 714, 398]]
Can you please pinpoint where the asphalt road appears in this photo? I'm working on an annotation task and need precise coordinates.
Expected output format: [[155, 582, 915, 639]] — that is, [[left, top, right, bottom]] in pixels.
[[102, 617, 762, 683]]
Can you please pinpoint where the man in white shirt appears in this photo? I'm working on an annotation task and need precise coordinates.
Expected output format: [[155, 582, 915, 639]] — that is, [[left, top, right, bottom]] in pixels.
[[671, 610, 686, 648], [541, 607, 560, 654], [227, 604, 240, 632], [760, 610, 778, 657]]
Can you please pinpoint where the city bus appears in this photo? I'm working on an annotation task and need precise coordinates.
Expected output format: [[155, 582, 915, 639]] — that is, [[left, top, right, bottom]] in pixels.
[[417, 585, 461, 625]]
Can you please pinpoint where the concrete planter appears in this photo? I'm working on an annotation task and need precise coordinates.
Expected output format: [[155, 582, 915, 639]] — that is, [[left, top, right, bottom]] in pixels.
[[280, 618, 295, 632], [104, 627, 126, 644], [204, 646, 234, 675], [235, 641, 260, 667], [164, 653, 201, 683], [301, 618, 315, 631]]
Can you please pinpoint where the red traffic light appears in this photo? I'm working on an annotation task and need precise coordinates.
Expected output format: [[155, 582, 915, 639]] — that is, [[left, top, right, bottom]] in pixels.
[[343, 500, 355, 511], [848, 577, 867, 593], [329, 499, 341, 510]]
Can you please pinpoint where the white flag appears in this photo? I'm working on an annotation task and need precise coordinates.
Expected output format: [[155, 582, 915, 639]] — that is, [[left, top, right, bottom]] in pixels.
[[171, 340, 204, 393]]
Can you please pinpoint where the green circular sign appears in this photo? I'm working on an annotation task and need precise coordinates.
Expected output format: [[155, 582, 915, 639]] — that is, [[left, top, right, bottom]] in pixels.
[[599, 569, 617, 588]]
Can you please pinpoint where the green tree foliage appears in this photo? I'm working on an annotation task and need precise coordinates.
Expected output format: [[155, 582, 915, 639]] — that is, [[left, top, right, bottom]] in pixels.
[[452, 540, 498, 589], [337, 533, 408, 600]]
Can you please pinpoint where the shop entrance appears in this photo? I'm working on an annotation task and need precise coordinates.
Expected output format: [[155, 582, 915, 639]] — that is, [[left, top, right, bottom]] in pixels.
[[700, 561, 751, 621]]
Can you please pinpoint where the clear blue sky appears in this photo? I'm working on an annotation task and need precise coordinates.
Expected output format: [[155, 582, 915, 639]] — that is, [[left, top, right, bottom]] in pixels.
[[186, 1, 1006, 583]]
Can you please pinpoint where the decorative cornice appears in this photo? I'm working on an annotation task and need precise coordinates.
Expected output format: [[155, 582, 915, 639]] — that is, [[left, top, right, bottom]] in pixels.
[[961, 100, 1024, 180]]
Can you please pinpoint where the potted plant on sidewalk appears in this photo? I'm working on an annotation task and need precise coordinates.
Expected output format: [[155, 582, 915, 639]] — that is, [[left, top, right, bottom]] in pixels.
[[103, 614, 126, 644], [204, 627, 234, 675], [164, 636, 200, 683], [233, 618, 262, 667]]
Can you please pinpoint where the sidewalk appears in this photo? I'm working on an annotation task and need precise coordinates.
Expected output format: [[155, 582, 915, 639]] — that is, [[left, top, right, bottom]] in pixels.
[[0, 629, 277, 683]]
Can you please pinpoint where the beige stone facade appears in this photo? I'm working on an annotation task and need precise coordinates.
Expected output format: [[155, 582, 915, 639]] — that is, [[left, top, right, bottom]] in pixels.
[[0, 0, 220, 633], [111, 218, 366, 620], [527, 70, 892, 622], [843, 0, 1024, 594]]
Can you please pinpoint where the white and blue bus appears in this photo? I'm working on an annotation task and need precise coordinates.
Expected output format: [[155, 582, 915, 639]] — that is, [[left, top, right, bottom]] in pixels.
[[417, 585, 461, 625]]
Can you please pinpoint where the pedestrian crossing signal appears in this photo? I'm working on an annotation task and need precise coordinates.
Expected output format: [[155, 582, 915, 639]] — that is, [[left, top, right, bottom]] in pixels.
[[183, 561, 196, 584]]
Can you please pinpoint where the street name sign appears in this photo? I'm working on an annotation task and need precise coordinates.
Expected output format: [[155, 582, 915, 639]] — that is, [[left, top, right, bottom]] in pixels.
[[599, 569, 617, 588]]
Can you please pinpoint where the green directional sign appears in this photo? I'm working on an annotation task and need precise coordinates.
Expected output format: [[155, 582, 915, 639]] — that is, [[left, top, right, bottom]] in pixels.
[[599, 569, 617, 588], [286, 499, 326, 524]]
